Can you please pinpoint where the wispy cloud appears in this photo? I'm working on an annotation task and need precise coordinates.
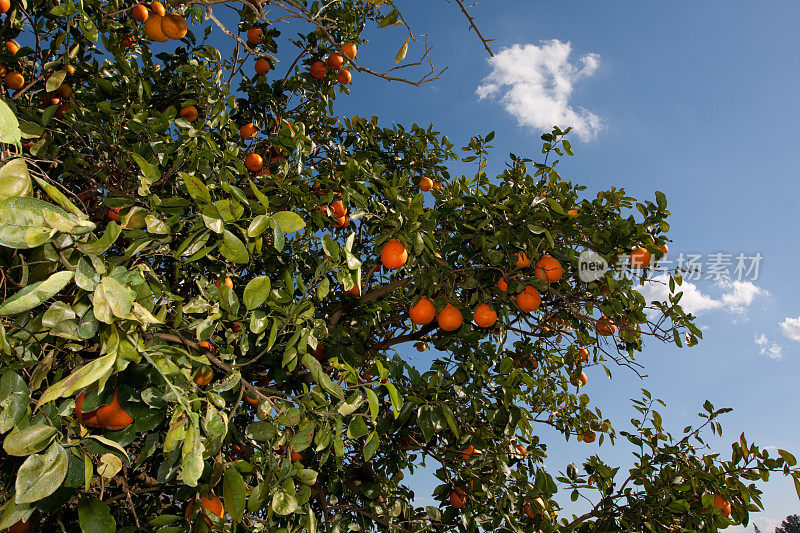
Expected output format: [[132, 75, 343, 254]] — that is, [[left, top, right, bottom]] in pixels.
[[755, 333, 783, 360], [638, 275, 767, 318], [476, 40, 603, 141]]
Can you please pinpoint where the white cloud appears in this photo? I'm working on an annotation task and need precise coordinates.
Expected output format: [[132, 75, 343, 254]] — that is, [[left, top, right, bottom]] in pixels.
[[780, 316, 800, 342], [476, 40, 603, 141], [729, 516, 779, 533], [638, 275, 767, 317], [755, 333, 783, 360]]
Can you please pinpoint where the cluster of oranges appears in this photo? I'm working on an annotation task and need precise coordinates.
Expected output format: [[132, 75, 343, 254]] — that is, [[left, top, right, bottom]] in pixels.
[[133, 2, 188, 43], [418, 176, 443, 191], [309, 43, 357, 85]]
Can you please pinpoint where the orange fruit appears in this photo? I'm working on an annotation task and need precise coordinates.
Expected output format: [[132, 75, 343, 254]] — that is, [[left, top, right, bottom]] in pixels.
[[215, 276, 233, 289], [516, 286, 541, 313], [381, 238, 408, 269], [567, 209, 579, 217], [5, 41, 18, 55], [347, 283, 361, 297], [337, 69, 351, 85], [107, 207, 121, 222], [75, 391, 133, 431], [449, 488, 467, 509], [419, 176, 433, 191], [255, 58, 270, 75], [496, 274, 514, 293], [145, 14, 169, 42], [342, 42, 357, 59], [460, 445, 481, 460], [0, 65, 6, 77], [657, 243, 669, 256], [713, 495, 731, 518], [5, 72, 23, 91], [121, 35, 135, 48], [185, 494, 224, 523], [629, 247, 651, 269], [132, 4, 149, 22], [534, 254, 563, 283], [515, 252, 530, 268], [309, 61, 327, 79], [161, 13, 187, 40], [578, 347, 590, 363], [333, 215, 349, 229], [198, 340, 214, 351], [331, 199, 346, 218], [150, 1, 166, 16], [6, 518, 32, 533], [64, 64, 76, 76], [246, 27, 262, 45], [0, 0, 10, 14], [179, 105, 198, 122], [432, 181, 443, 190], [290, 450, 303, 463], [193, 366, 214, 386], [414, 341, 427, 352], [473, 303, 497, 328], [245, 153, 263, 172], [409, 297, 435, 325], [437, 304, 463, 331], [327, 53, 344, 71], [240, 122, 257, 140], [595, 316, 616, 336], [570, 371, 588, 387], [516, 444, 527, 457], [581, 431, 596, 443], [55, 84, 73, 98], [244, 392, 260, 406]]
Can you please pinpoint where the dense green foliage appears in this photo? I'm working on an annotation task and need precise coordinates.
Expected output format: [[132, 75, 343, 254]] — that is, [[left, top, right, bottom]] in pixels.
[[0, 0, 797, 531]]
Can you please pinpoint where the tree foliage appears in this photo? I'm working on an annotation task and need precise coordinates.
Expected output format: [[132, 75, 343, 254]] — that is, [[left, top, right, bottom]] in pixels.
[[776, 515, 800, 533], [0, 0, 798, 531]]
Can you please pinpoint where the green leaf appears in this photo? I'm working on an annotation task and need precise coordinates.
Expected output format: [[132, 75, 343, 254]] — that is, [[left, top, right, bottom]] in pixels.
[[36, 351, 116, 408], [0, 498, 33, 530], [243, 276, 271, 310], [78, 221, 120, 255], [395, 38, 409, 64], [271, 211, 306, 233], [0, 158, 32, 200], [365, 388, 379, 421], [0, 372, 28, 434], [78, 498, 116, 533], [219, 230, 249, 264], [384, 382, 402, 419], [96, 453, 122, 479], [15, 442, 68, 504], [0, 98, 21, 146], [223, 466, 246, 522], [0, 271, 74, 316], [92, 277, 134, 324], [441, 404, 459, 438], [272, 491, 298, 516], [45, 70, 67, 93], [3, 424, 58, 456], [363, 431, 379, 461], [0, 197, 67, 249], [247, 214, 270, 237], [181, 173, 211, 204], [779, 449, 797, 467], [346, 416, 368, 439]]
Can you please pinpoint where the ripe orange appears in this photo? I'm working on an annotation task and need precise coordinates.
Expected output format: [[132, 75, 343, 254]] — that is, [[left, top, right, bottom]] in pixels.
[[496, 274, 514, 293], [567, 209, 579, 218], [244, 392, 260, 406], [246, 27, 262, 45], [516, 444, 527, 457], [437, 304, 463, 331], [161, 13, 188, 40], [64, 64, 76, 76], [5, 41, 18, 55], [132, 4, 149, 22], [515, 252, 530, 268], [145, 14, 169, 42], [342, 42, 357, 59], [419, 176, 433, 191], [657, 243, 669, 256], [185, 494, 224, 523], [193, 366, 213, 386], [240, 122, 257, 140], [581, 431, 596, 443], [449, 488, 467, 509], [534, 254, 563, 283], [150, 1, 166, 16], [381, 238, 408, 269], [713, 495, 731, 518], [409, 297, 435, 325], [215, 276, 233, 289], [5, 72, 24, 91], [414, 341, 427, 352], [198, 341, 214, 351], [578, 347, 590, 363], [460, 445, 481, 460], [595, 316, 616, 336], [309, 61, 327, 79], [107, 207, 121, 222], [570, 371, 588, 387], [179, 105, 198, 122], [333, 215, 349, 229], [290, 450, 303, 463], [245, 153, 263, 172], [255, 58, 270, 75], [629, 247, 651, 269], [337, 69, 351, 85], [75, 391, 133, 431], [55, 84, 73, 98], [327, 53, 344, 71], [473, 303, 497, 328], [331, 200, 347, 218], [516, 286, 541, 313], [347, 283, 361, 297], [0, 0, 10, 14], [432, 181, 443, 190], [121, 35, 135, 48]]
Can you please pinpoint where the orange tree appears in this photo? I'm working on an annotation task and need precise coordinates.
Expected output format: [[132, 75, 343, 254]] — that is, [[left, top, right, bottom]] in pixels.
[[0, 1, 797, 531]]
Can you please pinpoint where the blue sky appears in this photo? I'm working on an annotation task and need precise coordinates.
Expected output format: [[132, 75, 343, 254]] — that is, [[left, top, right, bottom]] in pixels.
[[325, 1, 800, 529]]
